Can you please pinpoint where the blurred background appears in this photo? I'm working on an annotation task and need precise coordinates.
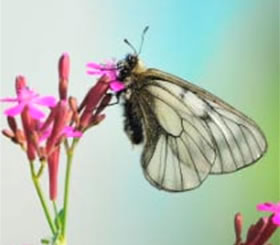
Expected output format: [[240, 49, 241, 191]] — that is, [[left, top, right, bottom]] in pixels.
[[1, 0, 279, 244]]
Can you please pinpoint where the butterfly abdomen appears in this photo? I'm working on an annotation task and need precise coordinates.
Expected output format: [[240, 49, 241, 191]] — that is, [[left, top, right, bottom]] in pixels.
[[123, 99, 144, 145]]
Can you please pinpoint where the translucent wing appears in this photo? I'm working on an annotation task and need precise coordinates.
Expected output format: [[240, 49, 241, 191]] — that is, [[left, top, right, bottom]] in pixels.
[[136, 68, 267, 191]]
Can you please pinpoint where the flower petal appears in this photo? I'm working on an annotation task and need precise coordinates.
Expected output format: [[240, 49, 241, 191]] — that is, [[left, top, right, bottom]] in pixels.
[[86, 60, 118, 80], [4, 103, 25, 116], [87, 70, 103, 76], [257, 202, 280, 213], [272, 213, 280, 226], [86, 62, 103, 69], [28, 105, 46, 119], [0, 97, 19, 102], [110, 81, 125, 92], [35, 96, 57, 107], [62, 126, 82, 138], [18, 87, 38, 102]]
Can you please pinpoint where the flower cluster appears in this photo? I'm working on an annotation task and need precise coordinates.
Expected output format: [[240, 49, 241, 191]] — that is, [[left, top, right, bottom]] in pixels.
[[1, 53, 123, 201], [1, 53, 126, 244], [234, 202, 280, 245]]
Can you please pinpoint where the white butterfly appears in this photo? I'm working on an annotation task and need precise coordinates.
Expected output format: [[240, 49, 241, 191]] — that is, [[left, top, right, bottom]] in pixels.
[[115, 37, 267, 192]]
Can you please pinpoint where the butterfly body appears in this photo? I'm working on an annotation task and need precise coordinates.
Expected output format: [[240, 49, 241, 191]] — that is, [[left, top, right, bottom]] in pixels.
[[123, 97, 144, 145], [117, 54, 267, 192]]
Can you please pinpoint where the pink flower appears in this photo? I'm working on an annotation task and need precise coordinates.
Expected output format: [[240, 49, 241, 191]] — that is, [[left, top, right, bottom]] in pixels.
[[233, 202, 280, 245], [39, 123, 82, 143], [62, 126, 82, 138], [86, 60, 125, 92], [257, 202, 280, 226], [233, 212, 278, 245], [1, 81, 56, 119]]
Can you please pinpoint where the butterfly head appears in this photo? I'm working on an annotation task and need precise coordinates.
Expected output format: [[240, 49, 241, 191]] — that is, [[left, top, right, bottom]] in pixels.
[[117, 54, 139, 81], [117, 26, 149, 82]]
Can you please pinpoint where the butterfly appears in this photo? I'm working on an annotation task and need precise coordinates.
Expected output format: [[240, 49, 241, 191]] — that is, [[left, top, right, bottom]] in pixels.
[[113, 27, 267, 192]]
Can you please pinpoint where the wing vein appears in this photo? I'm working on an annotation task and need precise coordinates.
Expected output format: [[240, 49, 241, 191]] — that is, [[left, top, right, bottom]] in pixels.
[[179, 137, 202, 183], [173, 138, 184, 190], [182, 129, 214, 168], [161, 135, 169, 186], [216, 111, 246, 164], [142, 87, 214, 149]]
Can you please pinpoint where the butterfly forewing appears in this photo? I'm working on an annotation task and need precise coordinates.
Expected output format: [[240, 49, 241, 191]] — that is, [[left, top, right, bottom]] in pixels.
[[133, 68, 267, 191]]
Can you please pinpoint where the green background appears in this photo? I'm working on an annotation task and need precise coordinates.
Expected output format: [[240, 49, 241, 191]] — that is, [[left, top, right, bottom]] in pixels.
[[1, 0, 279, 244]]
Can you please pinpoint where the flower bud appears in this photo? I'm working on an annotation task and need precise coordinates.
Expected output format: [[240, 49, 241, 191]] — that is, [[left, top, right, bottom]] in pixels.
[[90, 113, 106, 126], [7, 116, 17, 132], [255, 215, 278, 245], [46, 100, 69, 154], [234, 213, 243, 243], [21, 106, 36, 161], [15, 129, 26, 147], [69, 96, 79, 125], [15, 75, 27, 95], [2, 129, 15, 139], [95, 93, 112, 115], [80, 76, 109, 129], [58, 53, 70, 100], [48, 147, 60, 200]]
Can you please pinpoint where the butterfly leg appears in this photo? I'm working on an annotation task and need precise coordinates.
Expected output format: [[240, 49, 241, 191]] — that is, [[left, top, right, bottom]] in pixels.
[[106, 92, 121, 106]]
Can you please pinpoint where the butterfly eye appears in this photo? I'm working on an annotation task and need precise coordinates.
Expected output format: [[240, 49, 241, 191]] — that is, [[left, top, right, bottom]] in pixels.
[[124, 68, 130, 75], [118, 67, 130, 80], [126, 55, 137, 68]]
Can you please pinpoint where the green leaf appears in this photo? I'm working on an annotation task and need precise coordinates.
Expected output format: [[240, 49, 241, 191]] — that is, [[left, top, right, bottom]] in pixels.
[[52, 234, 66, 245], [54, 209, 64, 231], [41, 238, 50, 244]]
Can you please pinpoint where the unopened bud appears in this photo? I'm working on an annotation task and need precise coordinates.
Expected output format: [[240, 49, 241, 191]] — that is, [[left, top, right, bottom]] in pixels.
[[15, 129, 26, 145], [90, 113, 106, 127], [95, 93, 112, 115], [58, 53, 70, 100], [58, 53, 70, 80], [69, 97, 80, 125], [15, 75, 27, 95], [2, 129, 15, 139], [7, 116, 17, 132], [80, 76, 110, 129], [69, 96, 78, 112], [234, 213, 243, 243], [48, 147, 60, 200]]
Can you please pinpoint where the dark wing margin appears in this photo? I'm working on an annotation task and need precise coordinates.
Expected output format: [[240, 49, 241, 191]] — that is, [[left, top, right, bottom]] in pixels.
[[136, 68, 267, 191]]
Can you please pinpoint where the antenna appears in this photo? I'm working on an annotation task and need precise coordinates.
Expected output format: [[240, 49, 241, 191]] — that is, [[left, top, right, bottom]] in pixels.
[[138, 26, 149, 55], [124, 38, 137, 55], [123, 26, 150, 56]]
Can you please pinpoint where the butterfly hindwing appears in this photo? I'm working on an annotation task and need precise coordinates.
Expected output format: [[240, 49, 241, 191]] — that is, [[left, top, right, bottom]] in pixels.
[[133, 68, 267, 191]]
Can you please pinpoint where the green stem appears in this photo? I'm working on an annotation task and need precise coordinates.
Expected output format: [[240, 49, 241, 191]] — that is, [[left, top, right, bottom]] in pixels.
[[30, 162, 56, 235], [53, 201, 59, 217], [36, 160, 46, 178], [62, 139, 78, 238], [64, 139, 69, 152]]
